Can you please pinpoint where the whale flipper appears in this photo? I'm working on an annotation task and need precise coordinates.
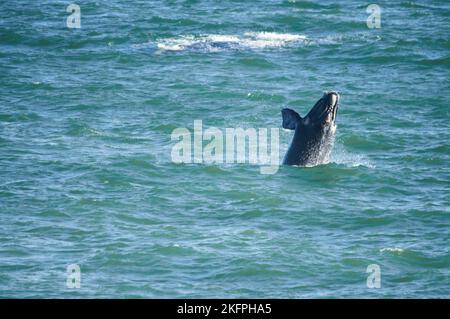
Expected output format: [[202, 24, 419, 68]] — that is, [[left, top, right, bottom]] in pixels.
[[281, 108, 302, 130]]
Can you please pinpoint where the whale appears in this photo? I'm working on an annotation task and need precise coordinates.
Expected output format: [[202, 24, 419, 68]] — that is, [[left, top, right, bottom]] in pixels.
[[282, 91, 339, 166]]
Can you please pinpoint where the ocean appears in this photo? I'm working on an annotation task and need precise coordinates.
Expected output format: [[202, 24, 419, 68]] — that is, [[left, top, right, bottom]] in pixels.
[[0, 0, 449, 298]]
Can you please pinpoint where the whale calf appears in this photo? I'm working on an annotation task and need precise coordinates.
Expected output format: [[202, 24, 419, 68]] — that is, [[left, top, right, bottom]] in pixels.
[[282, 91, 339, 166]]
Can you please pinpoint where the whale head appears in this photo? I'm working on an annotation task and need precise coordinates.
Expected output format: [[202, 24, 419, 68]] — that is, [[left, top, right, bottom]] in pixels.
[[304, 91, 339, 129]]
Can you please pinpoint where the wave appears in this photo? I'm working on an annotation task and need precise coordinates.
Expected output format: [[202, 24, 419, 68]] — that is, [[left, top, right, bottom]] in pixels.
[[132, 31, 383, 53], [154, 32, 307, 52], [380, 247, 404, 253]]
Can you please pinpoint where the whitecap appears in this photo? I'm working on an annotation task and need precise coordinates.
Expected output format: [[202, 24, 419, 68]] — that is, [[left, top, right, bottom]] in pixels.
[[154, 32, 308, 52], [380, 247, 404, 253], [137, 32, 382, 53]]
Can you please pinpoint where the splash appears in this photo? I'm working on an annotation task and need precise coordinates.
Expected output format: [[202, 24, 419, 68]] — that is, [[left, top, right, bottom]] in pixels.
[[330, 142, 374, 168]]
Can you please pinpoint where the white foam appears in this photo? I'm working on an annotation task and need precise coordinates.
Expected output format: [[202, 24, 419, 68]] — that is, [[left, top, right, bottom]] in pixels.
[[156, 35, 197, 51], [380, 247, 404, 253], [307, 33, 382, 46], [206, 34, 240, 43], [155, 32, 308, 52], [245, 32, 306, 42], [137, 32, 382, 53]]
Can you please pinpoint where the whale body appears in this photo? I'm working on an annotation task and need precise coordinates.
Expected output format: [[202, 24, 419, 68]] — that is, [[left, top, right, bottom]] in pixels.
[[282, 91, 339, 166]]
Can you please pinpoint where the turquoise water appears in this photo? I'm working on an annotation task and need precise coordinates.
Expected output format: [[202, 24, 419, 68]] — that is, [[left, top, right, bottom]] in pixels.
[[1, 0, 449, 298]]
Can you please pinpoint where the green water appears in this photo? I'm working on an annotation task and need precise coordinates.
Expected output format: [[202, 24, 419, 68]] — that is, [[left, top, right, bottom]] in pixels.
[[0, 0, 449, 298]]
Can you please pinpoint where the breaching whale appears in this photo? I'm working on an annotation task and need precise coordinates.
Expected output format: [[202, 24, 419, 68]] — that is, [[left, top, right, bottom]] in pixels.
[[282, 91, 339, 166]]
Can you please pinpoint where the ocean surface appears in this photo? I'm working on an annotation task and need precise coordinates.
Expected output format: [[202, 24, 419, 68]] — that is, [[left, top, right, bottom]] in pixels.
[[1, 0, 449, 298]]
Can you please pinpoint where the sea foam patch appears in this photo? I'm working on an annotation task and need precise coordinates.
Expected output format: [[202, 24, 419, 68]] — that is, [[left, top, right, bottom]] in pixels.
[[155, 32, 307, 52], [380, 247, 404, 253], [133, 32, 382, 53]]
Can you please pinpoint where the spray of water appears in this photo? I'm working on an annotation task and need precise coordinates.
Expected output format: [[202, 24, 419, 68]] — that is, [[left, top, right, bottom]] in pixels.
[[330, 142, 374, 168], [303, 124, 374, 169]]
